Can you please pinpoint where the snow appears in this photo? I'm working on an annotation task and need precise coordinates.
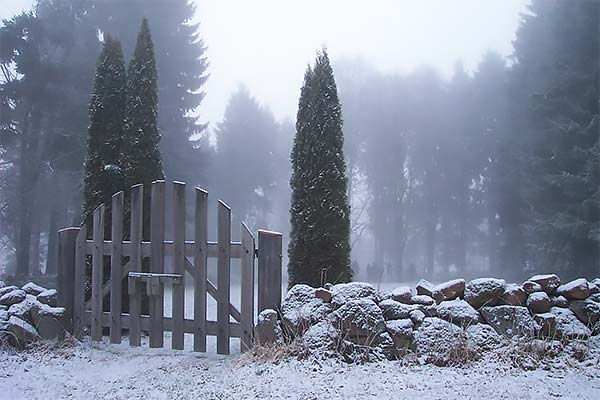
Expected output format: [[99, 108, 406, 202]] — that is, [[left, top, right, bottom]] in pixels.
[[2, 338, 600, 399]]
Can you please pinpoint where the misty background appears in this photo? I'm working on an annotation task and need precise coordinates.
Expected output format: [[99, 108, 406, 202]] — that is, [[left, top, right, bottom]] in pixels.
[[1, 0, 598, 284]]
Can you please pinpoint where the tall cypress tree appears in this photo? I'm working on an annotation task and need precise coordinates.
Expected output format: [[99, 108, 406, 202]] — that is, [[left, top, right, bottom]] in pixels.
[[288, 49, 352, 287], [82, 35, 126, 227], [121, 18, 164, 236]]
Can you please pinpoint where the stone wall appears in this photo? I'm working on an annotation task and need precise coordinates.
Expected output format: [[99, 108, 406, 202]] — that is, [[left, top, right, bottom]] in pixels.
[[0, 280, 66, 348], [256, 274, 600, 364]]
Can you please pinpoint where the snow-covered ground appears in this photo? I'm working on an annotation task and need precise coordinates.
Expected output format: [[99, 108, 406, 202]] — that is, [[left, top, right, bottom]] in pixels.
[[1, 337, 600, 400]]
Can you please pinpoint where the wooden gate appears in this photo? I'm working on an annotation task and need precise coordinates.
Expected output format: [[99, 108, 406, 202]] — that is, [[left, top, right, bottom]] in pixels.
[[56, 180, 282, 355]]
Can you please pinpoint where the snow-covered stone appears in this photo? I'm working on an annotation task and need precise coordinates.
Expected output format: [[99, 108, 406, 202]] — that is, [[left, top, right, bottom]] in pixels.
[[480, 305, 537, 337], [589, 293, 600, 303], [0, 309, 8, 322], [556, 278, 590, 300], [466, 323, 502, 350], [550, 307, 591, 339], [410, 294, 435, 306], [464, 278, 505, 309], [378, 299, 422, 320], [329, 298, 385, 340], [416, 279, 434, 297], [0, 285, 18, 298], [413, 317, 463, 361], [436, 299, 480, 327], [255, 309, 282, 345], [390, 286, 413, 304], [314, 288, 332, 303], [431, 279, 465, 303], [385, 319, 414, 349], [550, 295, 569, 308], [36, 314, 66, 340], [7, 296, 42, 321], [7, 316, 39, 348], [410, 309, 426, 326], [0, 280, 5, 289], [528, 274, 561, 294], [522, 280, 543, 294], [533, 313, 556, 337], [589, 281, 600, 295], [37, 289, 57, 307], [526, 292, 551, 314], [501, 284, 527, 306], [569, 300, 600, 334], [281, 284, 332, 334], [330, 282, 377, 308], [21, 282, 47, 296], [0, 289, 26, 306], [302, 321, 338, 352]]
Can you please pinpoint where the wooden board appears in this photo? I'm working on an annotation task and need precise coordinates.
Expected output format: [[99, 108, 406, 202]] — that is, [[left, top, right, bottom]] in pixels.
[[240, 222, 255, 352], [128, 184, 143, 347], [91, 205, 105, 342], [216, 200, 231, 355], [171, 181, 186, 350], [149, 180, 165, 348], [193, 187, 208, 352], [109, 191, 124, 344]]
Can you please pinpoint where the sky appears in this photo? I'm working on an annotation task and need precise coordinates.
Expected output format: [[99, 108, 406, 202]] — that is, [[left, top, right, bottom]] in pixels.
[[1, 0, 530, 132]]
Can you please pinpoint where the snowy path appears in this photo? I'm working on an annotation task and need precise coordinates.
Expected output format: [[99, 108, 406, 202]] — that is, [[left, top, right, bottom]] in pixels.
[[1, 339, 599, 400]]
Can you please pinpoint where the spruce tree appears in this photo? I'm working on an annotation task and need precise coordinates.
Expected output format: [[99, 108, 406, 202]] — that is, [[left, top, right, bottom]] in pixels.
[[82, 35, 126, 227], [288, 49, 352, 287], [121, 18, 164, 237]]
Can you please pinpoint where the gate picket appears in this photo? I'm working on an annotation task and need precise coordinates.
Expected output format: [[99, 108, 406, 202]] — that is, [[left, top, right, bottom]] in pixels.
[[150, 180, 165, 348], [217, 200, 231, 355], [110, 191, 124, 344], [172, 181, 186, 350], [128, 184, 143, 347]]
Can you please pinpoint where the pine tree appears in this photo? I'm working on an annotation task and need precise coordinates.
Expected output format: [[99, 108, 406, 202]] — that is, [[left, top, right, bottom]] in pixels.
[[82, 35, 126, 227], [288, 49, 352, 287], [121, 18, 164, 236]]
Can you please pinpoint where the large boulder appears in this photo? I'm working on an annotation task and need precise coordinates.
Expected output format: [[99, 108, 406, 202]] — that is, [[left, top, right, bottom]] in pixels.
[[416, 279, 435, 297], [556, 278, 590, 300], [480, 305, 537, 337], [550, 307, 591, 339], [254, 309, 282, 345], [378, 299, 422, 320], [281, 284, 332, 334], [465, 323, 502, 350], [413, 317, 463, 363], [501, 284, 527, 306], [526, 292, 552, 314], [21, 282, 47, 296], [436, 299, 480, 327], [527, 274, 561, 294], [390, 286, 413, 304], [431, 279, 465, 303], [37, 289, 57, 307], [302, 321, 339, 352], [0, 289, 26, 306], [329, 298, 385, 340], [464, 278, 505, 309], [330, 282, 377, 308], [569, 300, 600, 334], [7, 316, 39, 348], [385, 319, 414, 349]]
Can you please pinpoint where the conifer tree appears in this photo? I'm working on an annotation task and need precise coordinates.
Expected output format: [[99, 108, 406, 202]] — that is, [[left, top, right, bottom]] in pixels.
[[288, 49, 352, 287], [121, 18, 164, 237], [82, 35, 126, 227]]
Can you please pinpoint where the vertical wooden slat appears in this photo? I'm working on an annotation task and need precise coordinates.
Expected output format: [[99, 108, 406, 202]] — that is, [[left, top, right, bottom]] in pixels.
[[257, 230, 283, 314], [73, 225, 87, 333], [109, 192, 124, 344], [149, 180, 165, 348], [216, 200, 231, 355], [91, 205, 105, 342], [57, 227, 79, 330], [172, 181, 186, 350], [193, 187, 208, 352], [128, 184, 143, 347], [240, 222, 255, 352]]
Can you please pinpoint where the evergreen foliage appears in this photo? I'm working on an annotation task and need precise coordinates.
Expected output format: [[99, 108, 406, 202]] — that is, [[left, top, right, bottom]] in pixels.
[[82, 35, 126, 227], [121, 18, 164, 237], [288, 49, 352, 287]]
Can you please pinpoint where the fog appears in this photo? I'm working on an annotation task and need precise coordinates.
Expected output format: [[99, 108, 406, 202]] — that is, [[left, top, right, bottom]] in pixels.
[[1, 0, 598, 285]]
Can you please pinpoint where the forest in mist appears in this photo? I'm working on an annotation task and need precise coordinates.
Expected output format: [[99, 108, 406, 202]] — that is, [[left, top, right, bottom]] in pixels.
[[0, 0, 598, 284]]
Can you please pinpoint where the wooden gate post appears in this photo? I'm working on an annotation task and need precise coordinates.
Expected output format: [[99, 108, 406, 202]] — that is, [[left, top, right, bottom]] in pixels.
[[57, 227, 80, 330], [257, 230, 283, 313]]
